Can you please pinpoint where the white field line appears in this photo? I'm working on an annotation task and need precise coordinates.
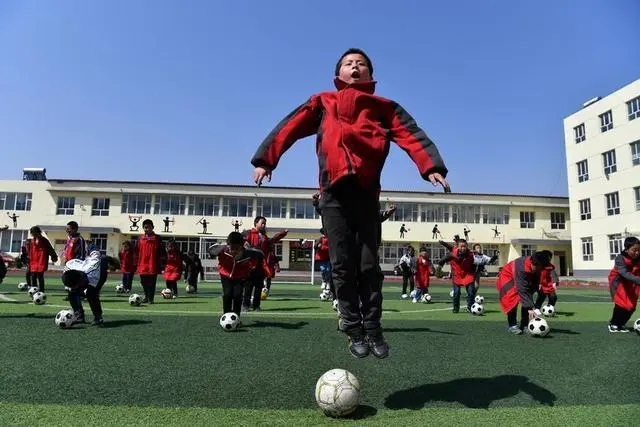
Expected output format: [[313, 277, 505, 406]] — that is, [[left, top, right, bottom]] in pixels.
[[0, 293, 17, 302]]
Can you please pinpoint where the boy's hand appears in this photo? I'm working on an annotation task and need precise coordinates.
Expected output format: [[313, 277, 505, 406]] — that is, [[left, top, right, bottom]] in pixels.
[[428, 173, 451, 193], [254, 167, 272, 186]]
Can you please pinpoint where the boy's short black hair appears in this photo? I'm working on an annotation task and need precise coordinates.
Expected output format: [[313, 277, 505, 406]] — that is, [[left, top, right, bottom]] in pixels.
[[66, 221, 79, 230], [335, 48, 374, 77], [473, 243, 482, 250], [142, 219, 154, 227], [419, 246, 427, 252], [30, 226, 41, 235], [531, 251, 552, 266], [227, 232, 244, 245], [457, 238, 468, 245], [624, 237, 640, 250], [254, 216, 266, 226]]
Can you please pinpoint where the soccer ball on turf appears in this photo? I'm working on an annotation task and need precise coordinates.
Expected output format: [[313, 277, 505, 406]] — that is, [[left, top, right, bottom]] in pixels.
[[333, 299, 339, 311], [475, 295, 484, 304], [449, 290, 454, 298], [55, 310, 74, 329], [129, 294, 142, 306], [32, 292, 46, 305], [27, 286, 39, 297], [421, 293, 432, 303], [160, 288, 173, 299], [633, 318, 640, 334], [185, 284, 196, 294], [115, 284, 125, 294], [18, 282, 28, 291], [220, 312, 240, 331], [261, 287, 269, 301], [315, 368, 360, 417], [471, 303, 484, 315], [528, 317, 550, 337], [542, 304, 555, 317], [320, 291, 330, 301]]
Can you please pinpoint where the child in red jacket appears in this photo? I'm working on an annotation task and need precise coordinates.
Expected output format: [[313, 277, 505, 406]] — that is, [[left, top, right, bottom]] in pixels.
[[119, 241, 135, 293], [608, 237, 640, 333], [438, 239, 477, 313], [251, 48, 449, 359], [164, 240, 186, 298], [210, 232, 264, 316], [28, 226, 58, 291], [414, 247, 433, 303], [534, 262, 559, 310], [136, 220, 165, 304]]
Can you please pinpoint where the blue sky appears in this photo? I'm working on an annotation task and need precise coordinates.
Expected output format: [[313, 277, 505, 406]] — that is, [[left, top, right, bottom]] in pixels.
[[1, 0, 638, 196]]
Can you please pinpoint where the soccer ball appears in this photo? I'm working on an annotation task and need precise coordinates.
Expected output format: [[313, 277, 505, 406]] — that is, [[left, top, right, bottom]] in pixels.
[[421, 293, 432, 303], [449, 290, 454, 298], [27, 286, 39, 297], [32, 292, 46, 305], [541, 304, 555, 317], [333, 299, 339, 311], [315, 369, 360, 417], [633, 318, 640, 334], [115, 284, 125, 294], [18, 282, 28, 291], [261, 288, 269, 301], [220, 312, 240, 331], [161, 288, 173, 299], [129, 294, 142, 306], [528, 317, 550, 337], [475, 295, 484, 304], [55, 310, 74, 329], [320, 291, 330, 301], [185, 284, 196, 294], [471, 303, 484, 315]]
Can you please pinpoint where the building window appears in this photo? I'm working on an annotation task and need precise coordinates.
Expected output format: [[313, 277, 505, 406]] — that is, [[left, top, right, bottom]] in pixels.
[[550, 212, 566, 230], [631, 140, 640, 166], [605, 192, 620, 216], [481, 206, 509, 224], [581, 237, 594, 261], [627, 96, 640, 121], [390, 203, 419, 222], [0, 192, 32, 211], [608, 233, 624, 260], [635, 187, 640, 211], [573, 123, 586, 143], [121, 194, 152, 214], [154, 195, 186, 215], [222, 197, 253, 217], [521, 244, 537, 257], [289, 200, 318, 219], [273, 243, 283, 259], [451, 205, 481, 224], [0, 229, 28, 253], [599, 110, 613, 132], [89, 233, 108, 255], [257, 198, 287, 219], [602, 150, 617, 175], [579, 199, 591, 220], [91, 198, 110, 216], [56, 197, 75, 215], [576, 160, 589, 182], [421, 204, 449, 223], [519, 211, 535, 229], [188, 196, 219, 217], [380, 243, 405, 264]]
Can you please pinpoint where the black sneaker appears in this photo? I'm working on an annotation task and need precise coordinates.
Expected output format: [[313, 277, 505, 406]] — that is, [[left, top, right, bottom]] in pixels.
[[91, 318, 104, 327], [452, 308, 459, 313], [253, 307, 261, 312], [241, 306, 249, 313], [347, 330, 370, 359], [141, 297, 149, 304], [367, 330, 389, 359]]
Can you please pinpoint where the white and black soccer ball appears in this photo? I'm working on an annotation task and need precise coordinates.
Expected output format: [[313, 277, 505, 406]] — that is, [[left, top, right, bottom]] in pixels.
[[541, 304, 555, 317], [320, 291, 330, 301], [160, 288, 173, 299], [129, 293, 142, 306], [32, 291, 46, 305], [115, 284, 125, 294], [220, 312, 240, 331], [475, 295, 484, 304], [315, 368, 360, 417], [421, 293, 432, 303], [471, 302, 484, 315], [633, 318, 640, 335], [55, 310, 74, 329], [528, 317, 550, 337], [185, 284, 196, 294], [18, 282, 28, 291], [332, 299, 339, 311], [27, 286, 39, 297]]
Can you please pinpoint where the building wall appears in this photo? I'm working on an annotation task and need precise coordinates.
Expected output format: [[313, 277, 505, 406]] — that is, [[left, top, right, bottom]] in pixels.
[[564, 79, 640, 277], [1, 178, 572, 273]]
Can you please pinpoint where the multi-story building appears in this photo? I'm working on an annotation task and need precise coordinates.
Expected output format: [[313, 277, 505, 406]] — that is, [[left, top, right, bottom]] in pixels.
[[563, 79, 640, 278], [0, 169, 572, 275]]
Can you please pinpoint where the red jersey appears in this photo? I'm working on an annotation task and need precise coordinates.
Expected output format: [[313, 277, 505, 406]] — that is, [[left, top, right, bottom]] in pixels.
[[136, 233, 165, 275], [447, 248, 475, 286], [64, 234, 86, 262], [415, 255, 432, 289], [608, 254, 640, 311], [315, 235, 330, 262], [119, 248, 135, 273], [163, 249, 184, 281], [245, 227, 287, 277], [538, 263, 558, 295], [216, 248, 262, 280], [29, 236, 57, 273]]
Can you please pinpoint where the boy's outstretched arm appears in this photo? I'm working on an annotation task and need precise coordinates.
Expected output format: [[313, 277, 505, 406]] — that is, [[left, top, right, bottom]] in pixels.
[[386, 102, 450, 192], [251, 97, 321, 186]]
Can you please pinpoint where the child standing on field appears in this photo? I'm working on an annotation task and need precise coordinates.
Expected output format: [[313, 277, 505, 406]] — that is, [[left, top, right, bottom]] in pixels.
[[251, 48, 449, 359], [607, 237, 640, 333]]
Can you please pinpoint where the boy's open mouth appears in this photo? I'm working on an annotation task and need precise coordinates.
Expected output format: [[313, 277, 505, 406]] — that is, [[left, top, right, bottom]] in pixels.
[[350, 70, 360, 78]]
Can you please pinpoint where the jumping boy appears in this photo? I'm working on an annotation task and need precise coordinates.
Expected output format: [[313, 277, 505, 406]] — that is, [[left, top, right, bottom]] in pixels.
[[62, 248, 108, 326], [251, 48, 449, 358], [607, 237, 640, 333], [136, 219, 165, 304], [496, 250, 553, 334], [28, 226, 58, 291], [119, 240, 136, 293], [414, 246, 433, 303], [209, 232, 265, 316]]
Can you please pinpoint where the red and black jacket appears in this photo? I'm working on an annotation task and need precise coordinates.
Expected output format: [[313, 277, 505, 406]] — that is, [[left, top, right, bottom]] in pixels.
[[119, 248, 135, 274], [136, 233, 166, 275], [315, 235, 330, 262], [608, 253, 640, 311], [29, 236, 58, 273], [245, 228, 287, 277], [539, 263, 559, 295], [439, 248, 475, 286], [496, 256, 542, 313], [251, 79, 447, 194], [164, 248, 186, 281], [415, 255, 433, 289], [210, 244, 264, 281]]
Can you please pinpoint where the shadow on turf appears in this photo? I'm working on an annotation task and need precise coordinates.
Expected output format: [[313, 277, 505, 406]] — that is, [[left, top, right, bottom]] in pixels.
[[385, 375, 557, 410], [549, 328, 580, 335], [346, 405, 377, 420], [261, 306, 318, 312], [245, 320, 309, 330], [384, 327, 459, 335], [0, 313, 52, 319], [102, 319, 152, 328], [555, 311, 575, 317]]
